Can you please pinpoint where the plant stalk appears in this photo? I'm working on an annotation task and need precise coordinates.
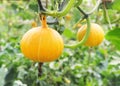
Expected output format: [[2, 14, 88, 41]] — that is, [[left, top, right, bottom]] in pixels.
[[42, 0, 75, 17]]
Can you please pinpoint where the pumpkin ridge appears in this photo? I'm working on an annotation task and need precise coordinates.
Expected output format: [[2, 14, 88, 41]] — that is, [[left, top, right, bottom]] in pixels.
[[37, 27, 42, 62]]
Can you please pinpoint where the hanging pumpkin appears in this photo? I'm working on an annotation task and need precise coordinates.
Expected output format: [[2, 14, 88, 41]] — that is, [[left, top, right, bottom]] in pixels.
[[77, 23, 104, 47], [20, 16, 64, 62]]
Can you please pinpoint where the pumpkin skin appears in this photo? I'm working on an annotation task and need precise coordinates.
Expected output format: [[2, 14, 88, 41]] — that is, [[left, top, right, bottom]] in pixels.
[[20, 17, 64, 62], [77, 23, 104, 47]]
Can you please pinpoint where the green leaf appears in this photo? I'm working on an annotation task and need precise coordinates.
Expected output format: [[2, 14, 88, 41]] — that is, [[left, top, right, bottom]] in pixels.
[[112, 0, 120, 11], [0, 67, 7, 86], [63, 28, 74, 39], [105, 28, 120, 50], [4, 64, 18, 84], [11, 3, 18, 10], [29, 1, 38, 12]]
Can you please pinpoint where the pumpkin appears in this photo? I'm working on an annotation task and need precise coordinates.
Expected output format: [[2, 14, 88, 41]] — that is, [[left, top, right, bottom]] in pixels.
[[20, 16, 64, 62], [31, 21, 37, 27], [77, 23, 104, 47], [65, 14, 72, 21]]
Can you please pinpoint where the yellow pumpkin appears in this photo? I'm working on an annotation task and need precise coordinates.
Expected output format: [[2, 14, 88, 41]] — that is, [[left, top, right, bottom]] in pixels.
[[65, 14, 72, 21], [77, 23, 104, 47], [20, 16, 64, 62], [31, 21, 37, 27]]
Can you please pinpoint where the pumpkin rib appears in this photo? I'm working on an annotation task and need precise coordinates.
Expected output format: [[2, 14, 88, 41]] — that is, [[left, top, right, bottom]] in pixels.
[[29, 28, 39, 61], [53, 30, 60, 60], [56, 32, 62, 60], [44, 29, 52, 62], [26, 30, 33, 60], [27, 29, 38, 61], [49, 28, 56, 58], [59, 34, 64, 58], [96, 28, 100, 45], [37, 28, 41, 62], [48, 29, 62, 61], [91, 27, 96, 46], [21, 29, 35, 59], [47, 29, 55, 61], [94, 28, 98, 46]]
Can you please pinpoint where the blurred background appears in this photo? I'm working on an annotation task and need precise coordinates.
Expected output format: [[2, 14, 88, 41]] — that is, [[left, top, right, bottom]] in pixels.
[[0, 0, 120, 86]]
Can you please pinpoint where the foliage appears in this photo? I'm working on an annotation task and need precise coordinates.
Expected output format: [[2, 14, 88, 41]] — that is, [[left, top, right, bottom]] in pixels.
[[0, 0, 120, 86]]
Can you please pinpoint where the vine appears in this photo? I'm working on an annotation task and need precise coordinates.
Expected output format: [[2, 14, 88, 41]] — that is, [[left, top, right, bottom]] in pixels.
[[37, 0, 76, 17], [37, 0, 102, 49], [64, 17, 91, 49]]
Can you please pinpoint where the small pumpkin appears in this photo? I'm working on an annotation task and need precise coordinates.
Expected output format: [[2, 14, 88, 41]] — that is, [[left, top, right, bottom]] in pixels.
[[31, 21, 37, 27], [65, 14, 72, 21], [20, 16, 64, 62], [77, 23, 104, 47]]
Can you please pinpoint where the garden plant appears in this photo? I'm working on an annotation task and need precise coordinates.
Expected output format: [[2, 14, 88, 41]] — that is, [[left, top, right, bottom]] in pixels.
[[0, 0, 120, 86]]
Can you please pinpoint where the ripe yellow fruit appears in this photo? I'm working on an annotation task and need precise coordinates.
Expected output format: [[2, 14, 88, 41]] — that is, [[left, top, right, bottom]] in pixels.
[[20, 16, 64, 62], [31, 21, 37, 27], [77, 23, 104, 47], [65, 14, 72, 21]]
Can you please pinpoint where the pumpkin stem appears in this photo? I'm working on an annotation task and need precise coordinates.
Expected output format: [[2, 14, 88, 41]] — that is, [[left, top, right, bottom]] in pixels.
[[40, 14, 48, 28]]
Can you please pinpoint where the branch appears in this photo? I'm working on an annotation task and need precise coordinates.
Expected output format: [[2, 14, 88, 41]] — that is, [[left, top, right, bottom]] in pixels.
[[38, 62, 43, 77], [103, 1, 112, 29], [77, 7, 88, 17], [74, 0, 83, 7], [111, 17, 120, 24], [37, 0, 46, 11], [74, 0, 101, 29]]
